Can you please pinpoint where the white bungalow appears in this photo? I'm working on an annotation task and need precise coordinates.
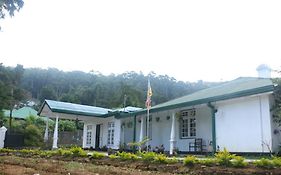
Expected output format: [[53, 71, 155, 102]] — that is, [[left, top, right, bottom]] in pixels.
[[38, 65, 280, 154]]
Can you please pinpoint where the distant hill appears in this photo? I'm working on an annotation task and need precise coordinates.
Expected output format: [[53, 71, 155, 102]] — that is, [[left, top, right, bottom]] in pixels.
[[20, 68, 221, 108], [0, 64, 222, 111]]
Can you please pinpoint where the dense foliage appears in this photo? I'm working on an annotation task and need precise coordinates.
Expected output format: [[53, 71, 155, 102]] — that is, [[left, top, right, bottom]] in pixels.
[[272, 77, 281, 125], [20, 67, 219, 109], [0, 64, 220, 112], [0, 64, 26, 117]]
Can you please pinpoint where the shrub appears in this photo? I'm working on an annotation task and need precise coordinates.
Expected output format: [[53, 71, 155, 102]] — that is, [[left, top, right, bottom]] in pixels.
[[272, 156, 281, 167], [183, 155, 197, 166], [24, 124, 43, 147], [0, 148, 15, 153], [55, 148, 72, 157], [215, 148, 235, 166], [254, 158, 274, 169], [109, 154, 118, 159], [232, 156, 248, 168], [154, 154, 169, 163], [69, 147, 87, 157], [198, 158, 217, 166], [116, 151, 138, 160], [91, 152, 105, 159], [138, 151, 156, 162], [166, 156, 179, 164]]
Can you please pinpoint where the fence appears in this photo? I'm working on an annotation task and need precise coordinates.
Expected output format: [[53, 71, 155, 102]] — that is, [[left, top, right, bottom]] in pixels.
[[46, 130, 83, 147], [4, 132, 24, 148]]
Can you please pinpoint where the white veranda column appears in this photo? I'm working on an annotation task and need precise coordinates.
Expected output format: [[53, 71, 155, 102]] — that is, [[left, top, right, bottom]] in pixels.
[[139, 116, 144, 150], [52, 116, 59, 149], [169, 113, 176, 155], [82, 122, 87, 148], [44, 116, 49, 142]]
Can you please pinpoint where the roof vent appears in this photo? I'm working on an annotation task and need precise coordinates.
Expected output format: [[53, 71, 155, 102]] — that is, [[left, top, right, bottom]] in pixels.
[[256, 64, 271, 78]]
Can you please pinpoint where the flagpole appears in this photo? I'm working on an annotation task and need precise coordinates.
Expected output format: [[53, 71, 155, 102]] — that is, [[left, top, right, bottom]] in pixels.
[[146, 78, 152, 152], [147, 106, 149, 151]]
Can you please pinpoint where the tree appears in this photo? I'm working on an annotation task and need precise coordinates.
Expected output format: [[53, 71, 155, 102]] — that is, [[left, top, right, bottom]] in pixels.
[[272, 69, 281, 125], [0, 0, 24, 19]]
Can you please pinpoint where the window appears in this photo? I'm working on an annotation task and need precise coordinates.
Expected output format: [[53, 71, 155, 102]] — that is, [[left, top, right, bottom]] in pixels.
[[180, 109, 196, 138], [107, 122, 115, 145], [86, 125, 92, 145]]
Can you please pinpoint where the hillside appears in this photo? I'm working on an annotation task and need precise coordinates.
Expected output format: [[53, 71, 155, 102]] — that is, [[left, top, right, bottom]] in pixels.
[[1, 64, 221, 110]]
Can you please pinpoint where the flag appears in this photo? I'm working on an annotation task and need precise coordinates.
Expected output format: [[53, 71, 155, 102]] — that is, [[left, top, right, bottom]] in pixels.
[[145, 79, 153, 109]]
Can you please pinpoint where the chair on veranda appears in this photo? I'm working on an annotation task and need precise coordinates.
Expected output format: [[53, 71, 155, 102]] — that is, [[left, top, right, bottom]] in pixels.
[[189, 138, 204, 152]]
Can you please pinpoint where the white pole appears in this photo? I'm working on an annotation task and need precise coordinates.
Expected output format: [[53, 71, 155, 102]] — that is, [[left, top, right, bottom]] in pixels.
[[169, 113, 176, 155], [44, 116, 49, 142], [52, 116, 59, 149]]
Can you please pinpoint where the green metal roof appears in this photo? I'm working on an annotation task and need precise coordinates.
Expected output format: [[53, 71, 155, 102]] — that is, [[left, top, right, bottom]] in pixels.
[[2, 107, 38, 119], [37, 77, 274, 119], [41, 100, 111, 117], [117, 77, 274, 117]]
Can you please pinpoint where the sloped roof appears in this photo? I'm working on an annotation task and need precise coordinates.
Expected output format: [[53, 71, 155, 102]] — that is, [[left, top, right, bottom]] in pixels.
[[118, 77, 274, 117], [154, 77, 273, 109], [2, 107, 38, 119], [37, 77, 274, 119], [115, 106, 143, 113], [40, 100, 111, 117]]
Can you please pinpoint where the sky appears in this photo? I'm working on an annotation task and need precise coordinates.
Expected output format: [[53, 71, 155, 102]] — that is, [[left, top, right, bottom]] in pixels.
[[0, 0, 280, 82]]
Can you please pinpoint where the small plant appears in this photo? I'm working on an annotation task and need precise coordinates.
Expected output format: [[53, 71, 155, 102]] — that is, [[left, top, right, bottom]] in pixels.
[[0, 148, 15, 153], [69, 147, 87, 157], [232, 156, 248, 168], [62, 150, 73, 157], [91, 152, 105, 159], [116, 151, 138, 161], [198, 158, 217, 166], [183, 155, 197, 166], [128, 137, 150, 150], [138, 151, 156, 162], [254, 158, 274, 169], [154, 154, 168, 163], [215, 148, 235, 166], [109, 154, 118, 159], [166, 156, 179, 164], [272, 156, 281, 167]]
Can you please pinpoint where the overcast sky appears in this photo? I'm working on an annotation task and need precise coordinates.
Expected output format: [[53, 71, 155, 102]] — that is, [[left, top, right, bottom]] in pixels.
[[0, 0, 280, 82]]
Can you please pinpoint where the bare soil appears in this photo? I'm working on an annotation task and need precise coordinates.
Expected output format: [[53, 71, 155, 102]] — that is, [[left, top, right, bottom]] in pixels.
[[1, 155, 281, 175]]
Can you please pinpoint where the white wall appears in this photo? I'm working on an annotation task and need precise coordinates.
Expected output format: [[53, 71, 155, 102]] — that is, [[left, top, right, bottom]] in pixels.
[[82, 116, 122, 149], [216, 94, 273, 152], [176, 107, 212, 152], [120, 118, 134, 145], [134, 106, 212, 152]]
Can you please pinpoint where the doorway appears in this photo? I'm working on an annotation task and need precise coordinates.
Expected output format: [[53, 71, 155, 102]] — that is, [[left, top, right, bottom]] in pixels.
[[95, 124, 101, 149]]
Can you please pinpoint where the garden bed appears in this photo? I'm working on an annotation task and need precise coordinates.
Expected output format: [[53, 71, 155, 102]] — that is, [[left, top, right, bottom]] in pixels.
[[1, 148, 281, 174]]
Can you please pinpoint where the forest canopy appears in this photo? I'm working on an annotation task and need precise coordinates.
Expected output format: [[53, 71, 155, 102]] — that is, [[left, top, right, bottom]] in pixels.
[[1, 64, 220, 111]]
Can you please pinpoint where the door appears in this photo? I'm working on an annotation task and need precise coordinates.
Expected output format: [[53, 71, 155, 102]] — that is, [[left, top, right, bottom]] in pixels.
[[95, 124, 101, 149]]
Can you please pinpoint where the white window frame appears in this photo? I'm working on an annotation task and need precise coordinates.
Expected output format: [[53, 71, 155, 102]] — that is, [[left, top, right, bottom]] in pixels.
[[107, 122, 115, 145], [180, 109, 196, 139]]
